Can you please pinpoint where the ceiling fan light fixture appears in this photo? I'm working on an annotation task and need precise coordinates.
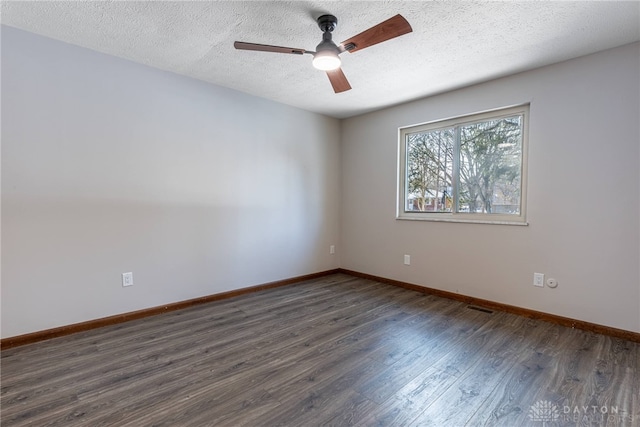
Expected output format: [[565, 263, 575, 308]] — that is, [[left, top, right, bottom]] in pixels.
[[312, 50, 341, 70]]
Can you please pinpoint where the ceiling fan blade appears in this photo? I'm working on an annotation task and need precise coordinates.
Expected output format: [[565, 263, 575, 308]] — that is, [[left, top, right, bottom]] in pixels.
[[326, 68, 352, 93], [340, 14, 412, 53], [234, 41, 307, 55]]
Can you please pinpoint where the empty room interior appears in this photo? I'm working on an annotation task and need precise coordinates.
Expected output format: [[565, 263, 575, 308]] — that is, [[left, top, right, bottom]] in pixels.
[[1, 1, 639, 426]]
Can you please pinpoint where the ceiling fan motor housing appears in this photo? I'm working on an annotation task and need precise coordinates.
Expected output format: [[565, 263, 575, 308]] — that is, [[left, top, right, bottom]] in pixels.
[[316, 34, 340, 54]]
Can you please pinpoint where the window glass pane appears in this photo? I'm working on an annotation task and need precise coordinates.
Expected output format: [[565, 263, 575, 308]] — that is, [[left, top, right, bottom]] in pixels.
[[457, 115, 522, 214], [405, 128, 454, 212]]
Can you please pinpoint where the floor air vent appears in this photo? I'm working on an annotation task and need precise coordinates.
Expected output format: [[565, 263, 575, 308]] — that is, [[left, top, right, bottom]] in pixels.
[[467, 305, 494, 314]]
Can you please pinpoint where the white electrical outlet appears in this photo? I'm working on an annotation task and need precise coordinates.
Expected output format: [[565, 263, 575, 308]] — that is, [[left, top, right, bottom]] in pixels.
[[404, 255, 411, 265], [533, 272, 544, 287], [330, 245, 335, 254], [122, 272, 133, 287]]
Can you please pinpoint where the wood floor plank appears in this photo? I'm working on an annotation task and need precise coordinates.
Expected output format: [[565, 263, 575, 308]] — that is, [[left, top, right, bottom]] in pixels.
[[354, 308, 507, 406], [1, 273, 637, 427], [463, 343, 553, 426], [354, 313, 529, 426], [461, 318, 565, 426], [403, 315, 535, 426], [524, 329, 638, 427]]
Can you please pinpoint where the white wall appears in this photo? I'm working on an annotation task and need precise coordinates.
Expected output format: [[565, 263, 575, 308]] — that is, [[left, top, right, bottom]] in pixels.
[[341, 43, 640, 333], [1, 26, 341, 338]]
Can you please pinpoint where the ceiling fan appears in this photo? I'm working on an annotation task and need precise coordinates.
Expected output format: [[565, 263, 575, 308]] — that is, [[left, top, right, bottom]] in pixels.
[[234, 14, 412, 93]]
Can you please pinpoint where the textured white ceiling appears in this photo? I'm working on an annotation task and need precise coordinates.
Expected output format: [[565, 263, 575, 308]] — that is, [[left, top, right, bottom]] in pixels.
[[2, 1, 639, 118]]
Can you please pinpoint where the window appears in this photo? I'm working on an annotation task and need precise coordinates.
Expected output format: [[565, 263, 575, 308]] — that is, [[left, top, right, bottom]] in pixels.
[[398, 105, 528, 224]]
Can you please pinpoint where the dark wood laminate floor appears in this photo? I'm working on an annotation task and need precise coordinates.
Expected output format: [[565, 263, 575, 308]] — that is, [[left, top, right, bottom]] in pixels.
[[2, 274, 638, 426]]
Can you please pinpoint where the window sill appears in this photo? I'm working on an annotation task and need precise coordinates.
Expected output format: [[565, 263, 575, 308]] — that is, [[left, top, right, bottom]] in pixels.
[[396, 216, 529, 226]]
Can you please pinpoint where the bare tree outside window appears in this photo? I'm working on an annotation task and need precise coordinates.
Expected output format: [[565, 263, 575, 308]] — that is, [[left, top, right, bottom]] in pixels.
[[406, 129, 453, 212], [458, 116, 522, 214]]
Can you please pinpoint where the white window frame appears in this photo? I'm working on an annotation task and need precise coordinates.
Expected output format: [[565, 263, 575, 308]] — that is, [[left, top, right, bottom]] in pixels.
[[397, 104, 529, 225]]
